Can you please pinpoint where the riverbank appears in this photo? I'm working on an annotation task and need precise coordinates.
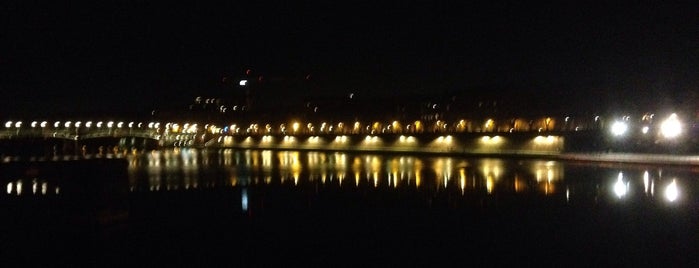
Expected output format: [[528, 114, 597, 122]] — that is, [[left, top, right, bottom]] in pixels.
[[559, 152, 699, 166]]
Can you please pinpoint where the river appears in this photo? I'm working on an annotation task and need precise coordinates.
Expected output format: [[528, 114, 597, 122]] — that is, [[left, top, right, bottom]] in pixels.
[[1, 148, 697, 266]]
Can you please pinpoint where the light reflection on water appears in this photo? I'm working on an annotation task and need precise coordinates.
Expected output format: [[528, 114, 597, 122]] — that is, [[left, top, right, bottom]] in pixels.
[[124, 149, 696, 207]]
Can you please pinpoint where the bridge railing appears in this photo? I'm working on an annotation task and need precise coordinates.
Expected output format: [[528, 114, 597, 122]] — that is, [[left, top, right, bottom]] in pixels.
[[0, 129, 160, 140]]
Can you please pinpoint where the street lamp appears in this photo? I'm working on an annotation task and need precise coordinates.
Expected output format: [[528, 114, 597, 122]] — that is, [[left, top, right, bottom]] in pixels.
[[660, 113, 681, 139], [610, 121, 628, 137]]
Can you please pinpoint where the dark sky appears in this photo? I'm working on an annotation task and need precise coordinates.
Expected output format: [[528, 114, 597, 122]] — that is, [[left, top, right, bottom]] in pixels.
[[1, 1, 697, 118]]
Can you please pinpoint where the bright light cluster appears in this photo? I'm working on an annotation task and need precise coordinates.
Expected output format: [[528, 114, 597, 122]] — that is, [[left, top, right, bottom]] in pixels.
[[660, 113, 681, 139]]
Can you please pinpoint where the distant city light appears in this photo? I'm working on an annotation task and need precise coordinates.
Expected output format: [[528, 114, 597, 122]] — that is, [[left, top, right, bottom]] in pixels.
[[239, 80, 247, 86]]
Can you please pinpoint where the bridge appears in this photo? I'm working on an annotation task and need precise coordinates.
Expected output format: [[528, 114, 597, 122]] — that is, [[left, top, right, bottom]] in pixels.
[[0, 116, 694, 156], [0, 128, 160, 141], [0, 121, 161, 141]]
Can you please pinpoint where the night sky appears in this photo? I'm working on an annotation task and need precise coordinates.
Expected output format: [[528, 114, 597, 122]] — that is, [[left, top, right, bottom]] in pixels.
[[1, 1, 697, 119]]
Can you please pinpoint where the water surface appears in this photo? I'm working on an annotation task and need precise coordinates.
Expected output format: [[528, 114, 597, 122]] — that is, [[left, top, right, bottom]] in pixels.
[[2, 149, 697, 266]]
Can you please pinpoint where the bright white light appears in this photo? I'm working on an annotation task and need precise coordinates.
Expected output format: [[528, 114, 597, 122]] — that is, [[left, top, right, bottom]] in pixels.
[[614, 172, 627, 198], [641, 126, 649, 134], [643, 171, 649, 194], [4, 121, 11, 128], [660, 113, 682, 139], [239, 80, 247, 86], [665, 179, 678, 202], [107, 121, 114, 128], [31, 121, 37, 128], [40, 121, 47, 128], [14, 121, 21, 128], [611, 121, 628, 136]]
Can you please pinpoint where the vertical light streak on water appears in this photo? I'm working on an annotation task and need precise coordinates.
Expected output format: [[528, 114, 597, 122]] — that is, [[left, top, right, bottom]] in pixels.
[[665, 179, 678, 202], [241, 188, 249, 212], [643, 171, 649, 195]]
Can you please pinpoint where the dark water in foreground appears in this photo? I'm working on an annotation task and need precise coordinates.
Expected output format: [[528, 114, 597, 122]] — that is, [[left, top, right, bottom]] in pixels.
[[1, 149, 698, 266]]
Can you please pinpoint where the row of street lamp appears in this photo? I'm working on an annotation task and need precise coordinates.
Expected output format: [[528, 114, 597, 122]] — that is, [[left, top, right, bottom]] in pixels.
[[2, 112, 688, 140], [3, 121, 161, 129]]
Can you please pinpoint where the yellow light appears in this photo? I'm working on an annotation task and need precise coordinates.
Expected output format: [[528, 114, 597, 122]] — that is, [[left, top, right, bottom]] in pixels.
[[485, 119, 494, 129]]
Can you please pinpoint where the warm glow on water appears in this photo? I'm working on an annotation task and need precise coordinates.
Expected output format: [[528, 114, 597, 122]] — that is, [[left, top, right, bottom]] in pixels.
[[2, 149, 698, 267], [4, 148, 695, 209], [109, 149, 698, 209]]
